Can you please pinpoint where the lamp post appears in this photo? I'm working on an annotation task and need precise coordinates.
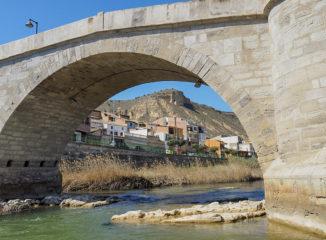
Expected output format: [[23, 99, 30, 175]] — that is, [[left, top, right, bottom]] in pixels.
[[110, 101, 116, 147], [25, 19, 38, 34]]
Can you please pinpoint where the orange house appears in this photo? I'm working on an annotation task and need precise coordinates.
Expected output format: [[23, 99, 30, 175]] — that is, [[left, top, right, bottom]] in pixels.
[[205, 139, 225, 158]]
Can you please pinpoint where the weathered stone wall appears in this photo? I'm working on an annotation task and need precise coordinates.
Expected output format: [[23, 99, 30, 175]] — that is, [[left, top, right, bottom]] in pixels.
[[64, 142, 222, 168]]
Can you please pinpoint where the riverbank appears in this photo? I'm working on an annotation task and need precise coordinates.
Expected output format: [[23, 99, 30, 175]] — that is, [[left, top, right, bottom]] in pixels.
[[60, 154, 262, 192], [0, 193, 121, 216]]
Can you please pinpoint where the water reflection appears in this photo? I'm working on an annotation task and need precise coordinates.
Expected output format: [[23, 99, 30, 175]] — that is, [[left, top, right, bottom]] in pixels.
[[267, 220, 323, 240]]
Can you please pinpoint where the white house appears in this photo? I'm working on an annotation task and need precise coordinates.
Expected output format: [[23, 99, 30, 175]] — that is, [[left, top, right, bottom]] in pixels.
[[239, 142, 256, 156], [105, 123, 128, 137], [221, 136, 242, 150], [219, 135, 256, 157]]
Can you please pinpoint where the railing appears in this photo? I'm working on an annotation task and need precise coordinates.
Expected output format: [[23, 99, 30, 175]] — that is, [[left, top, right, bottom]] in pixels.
[[71, 135, 219, 158], [73, 135, 111, 146], [72, 135, 166, 154]]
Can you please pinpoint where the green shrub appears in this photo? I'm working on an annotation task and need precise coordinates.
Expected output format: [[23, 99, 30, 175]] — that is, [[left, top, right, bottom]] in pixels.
[[209, 146, 219, 153], [227, 156, 260, 169], [167, 139, 186, 147]]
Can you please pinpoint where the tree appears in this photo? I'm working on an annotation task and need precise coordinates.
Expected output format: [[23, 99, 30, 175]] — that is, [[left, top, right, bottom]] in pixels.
[[230, 149, 239, 156], [192, 143, 207, 153], [177, 140, 186, 147], [224, 148, 238, 156], [167, 139, 177, 147], [209, 146, 219, 153]]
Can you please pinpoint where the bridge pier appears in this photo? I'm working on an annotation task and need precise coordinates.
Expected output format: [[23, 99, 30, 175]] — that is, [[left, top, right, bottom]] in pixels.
[[266, 0, 326, 235], [0, 168, 61, 199]]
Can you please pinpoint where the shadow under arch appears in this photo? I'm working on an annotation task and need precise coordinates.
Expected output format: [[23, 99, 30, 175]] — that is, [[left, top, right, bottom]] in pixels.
[[0, 44, 275, 198]]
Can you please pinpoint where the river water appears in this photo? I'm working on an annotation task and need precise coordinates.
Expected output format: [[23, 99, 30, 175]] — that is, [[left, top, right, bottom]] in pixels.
[[0, 181, 323, 240]]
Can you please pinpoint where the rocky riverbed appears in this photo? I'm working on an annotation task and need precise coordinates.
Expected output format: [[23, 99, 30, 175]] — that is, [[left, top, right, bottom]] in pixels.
[[0, 194, 120, 216], [111, 200, 266, 224]]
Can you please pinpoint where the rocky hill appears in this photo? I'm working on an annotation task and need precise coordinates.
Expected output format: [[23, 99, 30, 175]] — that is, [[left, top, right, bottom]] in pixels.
[[97, 89, 247, 138]]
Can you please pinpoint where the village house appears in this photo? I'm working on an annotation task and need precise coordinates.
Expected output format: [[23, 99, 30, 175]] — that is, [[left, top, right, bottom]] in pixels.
[[216, 135, 256, 157], [152, 117, 206, 147], [74, 110, 127, 145], [74, 111, 209, 153], [204, 138, 225, 158], [154, 125, 184, 148]]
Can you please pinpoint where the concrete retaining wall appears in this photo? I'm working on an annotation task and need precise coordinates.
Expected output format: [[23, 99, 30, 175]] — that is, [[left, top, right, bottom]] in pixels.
[[63, 142, 221, 168]]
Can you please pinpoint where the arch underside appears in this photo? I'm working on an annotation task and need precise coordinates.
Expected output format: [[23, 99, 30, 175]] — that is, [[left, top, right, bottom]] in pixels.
[[0, 53, 201, 163], [0, 53, 208, 198]]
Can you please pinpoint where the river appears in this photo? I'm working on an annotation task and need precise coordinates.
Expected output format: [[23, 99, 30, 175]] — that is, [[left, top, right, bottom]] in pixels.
[[0, 181, 322, 240]]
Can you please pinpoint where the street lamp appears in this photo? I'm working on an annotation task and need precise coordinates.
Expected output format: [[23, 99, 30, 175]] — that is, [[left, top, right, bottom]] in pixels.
[[25, 19, 38, 34], [110, 101, 116, 147], [194, 80, 203, 88]]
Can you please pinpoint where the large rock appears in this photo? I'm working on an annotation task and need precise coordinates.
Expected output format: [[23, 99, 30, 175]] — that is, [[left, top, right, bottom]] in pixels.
[[0, 199, 36, 215], [111, 200, 265, 224], [59, 198, 111, 208], [41, 195, 64, 205], [163, 211, 266, 223], [59, 199, 87, 208], [82, 201, 110, 208]]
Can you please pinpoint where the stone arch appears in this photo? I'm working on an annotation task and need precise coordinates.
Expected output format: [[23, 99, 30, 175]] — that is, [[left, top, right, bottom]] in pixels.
[[0, 36, 276, 198]]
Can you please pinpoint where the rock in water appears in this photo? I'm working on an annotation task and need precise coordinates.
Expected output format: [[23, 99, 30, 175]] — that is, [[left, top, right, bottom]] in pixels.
[[111, 200, 265, 224], [41, 195, 63, 205], [0, 199, 34, 215], [59, 198, 111, 208]]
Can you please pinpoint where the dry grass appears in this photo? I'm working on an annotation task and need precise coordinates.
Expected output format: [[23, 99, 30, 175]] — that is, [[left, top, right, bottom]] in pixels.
[[60, 155, 139, 192], [60, 154, 263, 192]]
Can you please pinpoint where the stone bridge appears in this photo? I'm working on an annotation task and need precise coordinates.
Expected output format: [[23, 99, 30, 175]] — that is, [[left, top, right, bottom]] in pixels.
[[0, 0, 325, 235]]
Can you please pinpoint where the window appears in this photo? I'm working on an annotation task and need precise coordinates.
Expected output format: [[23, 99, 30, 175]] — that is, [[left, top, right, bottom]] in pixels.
[[111, 126, 113, 129], [40, 161, 45, 167], [169, 127, 174, 134], [53, 160, 58, 167], [120, 132, 123, 136], [6, 160, 13, 167], [114, 132, 118, 136], [24, 161, 29, 167], [91, 122, 103, 127]]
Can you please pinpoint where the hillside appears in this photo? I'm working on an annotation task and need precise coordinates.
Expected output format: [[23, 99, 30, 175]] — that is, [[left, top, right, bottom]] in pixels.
[[97, 89, 247, 138]]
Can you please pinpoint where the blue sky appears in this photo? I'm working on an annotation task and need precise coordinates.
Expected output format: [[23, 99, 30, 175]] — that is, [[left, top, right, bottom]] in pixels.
[[1, 0, 232, 112]]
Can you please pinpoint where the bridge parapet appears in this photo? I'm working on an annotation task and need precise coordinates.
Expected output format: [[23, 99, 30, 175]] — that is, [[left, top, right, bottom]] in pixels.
[[0, 0, 273, 62]]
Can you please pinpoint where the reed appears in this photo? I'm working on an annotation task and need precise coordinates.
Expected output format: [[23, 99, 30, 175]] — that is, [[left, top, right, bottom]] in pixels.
[[60, 154, 262, 192]]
